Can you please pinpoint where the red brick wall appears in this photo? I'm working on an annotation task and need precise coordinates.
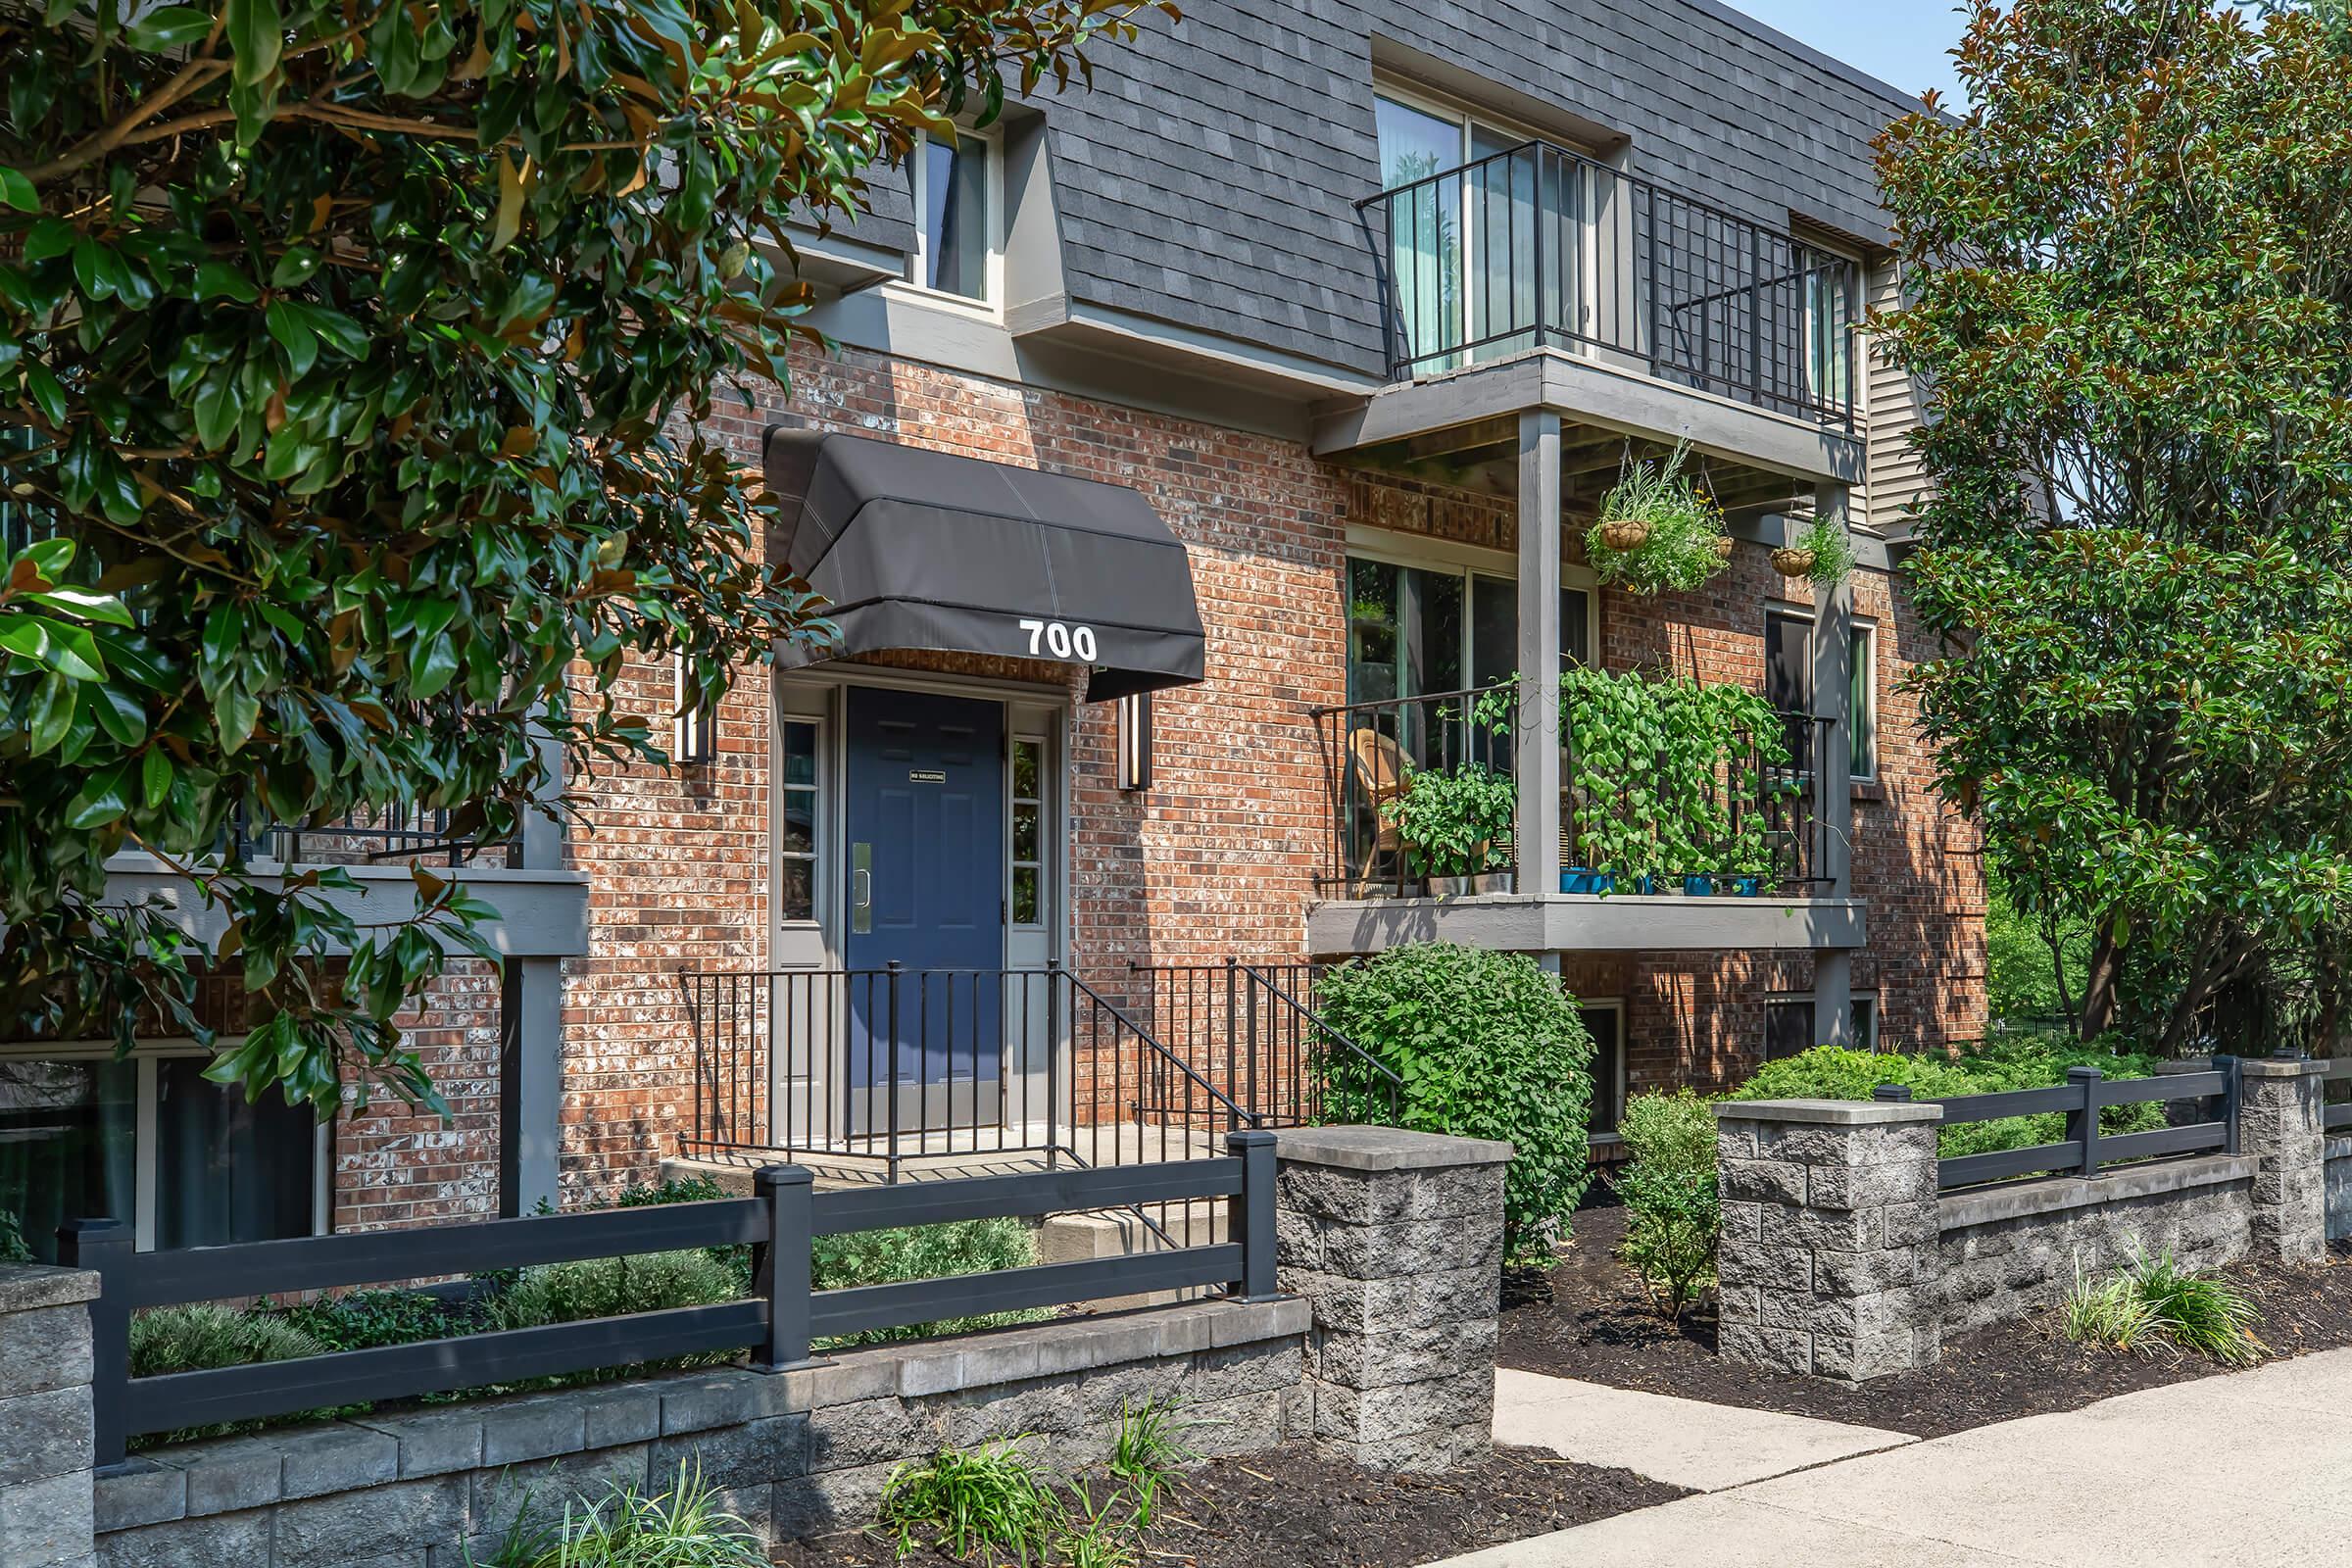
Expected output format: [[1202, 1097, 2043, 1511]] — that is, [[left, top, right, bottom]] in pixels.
[[332, 958, 502, 1232], [519, 340, 1984, 1200]]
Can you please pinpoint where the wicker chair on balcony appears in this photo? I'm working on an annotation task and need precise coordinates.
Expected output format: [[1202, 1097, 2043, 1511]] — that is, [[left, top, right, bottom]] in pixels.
[[1347, 726, 1411, 891]]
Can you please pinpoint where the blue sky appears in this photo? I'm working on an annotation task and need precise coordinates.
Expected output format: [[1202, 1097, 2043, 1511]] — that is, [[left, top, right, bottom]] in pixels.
[[1728, 1, 1973, 106]]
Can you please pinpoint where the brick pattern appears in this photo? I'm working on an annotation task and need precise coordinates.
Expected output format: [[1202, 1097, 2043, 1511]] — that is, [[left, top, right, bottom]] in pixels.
[[333, 962, 502, 1233], [1716, 1104, 1942, 1383]]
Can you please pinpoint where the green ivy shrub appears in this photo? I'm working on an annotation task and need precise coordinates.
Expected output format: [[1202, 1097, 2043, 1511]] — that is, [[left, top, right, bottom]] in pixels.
[[811, 1216, 1049, 1347], [607, 1172, 756, 1297], [1315, 943, 1594, 1262], [1612, 1091, 1720, 1320], [1380, 761, 1517, 879], [1726, 1045, 2164, 1160]]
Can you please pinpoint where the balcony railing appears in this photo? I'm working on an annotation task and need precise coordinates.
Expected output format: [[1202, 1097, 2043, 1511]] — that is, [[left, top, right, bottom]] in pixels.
[[1312, 683, 1837, 900], [1358, 139, 1858, 425]]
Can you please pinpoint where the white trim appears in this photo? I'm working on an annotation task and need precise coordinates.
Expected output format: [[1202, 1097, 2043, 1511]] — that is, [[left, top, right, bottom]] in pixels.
[[1006, 731, 1050, 932], [774, 712, 824, 930]]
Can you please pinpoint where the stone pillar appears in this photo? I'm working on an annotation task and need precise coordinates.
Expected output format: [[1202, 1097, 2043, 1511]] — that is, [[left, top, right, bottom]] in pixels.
[[1271, 1127, 1511, 1472], [0, 1264, 98, 1568], [1715, 1098, 1943, 1382], [2237, 1055, 2327, 1264]]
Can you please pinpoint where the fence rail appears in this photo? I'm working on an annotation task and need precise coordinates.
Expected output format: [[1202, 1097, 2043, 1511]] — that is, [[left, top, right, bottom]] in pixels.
[[2318, 1057, 2352, 1134], [1358, 137, 1856, 425], [679, 964, 1257, 1183], [63, 1138, 1275, 1467], [1311, 684, 1836, 900], [1876, 1063, 2240, 1193]]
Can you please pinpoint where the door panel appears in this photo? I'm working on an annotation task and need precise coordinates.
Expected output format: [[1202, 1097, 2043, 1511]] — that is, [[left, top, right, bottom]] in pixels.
[[843, 688, 1006, 1120]]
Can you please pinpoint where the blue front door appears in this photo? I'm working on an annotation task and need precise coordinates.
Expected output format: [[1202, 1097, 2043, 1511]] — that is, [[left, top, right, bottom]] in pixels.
[[843, 688, 1005, 1124]]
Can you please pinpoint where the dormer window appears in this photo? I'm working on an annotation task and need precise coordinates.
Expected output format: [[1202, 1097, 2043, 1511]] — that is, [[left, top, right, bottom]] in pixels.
[[909, 128, 998, 304]]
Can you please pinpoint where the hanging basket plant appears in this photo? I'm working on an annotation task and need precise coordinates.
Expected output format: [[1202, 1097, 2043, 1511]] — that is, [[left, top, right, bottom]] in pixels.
[[1774, 517, 1855, 586], [1586, 442, 1730, 596]]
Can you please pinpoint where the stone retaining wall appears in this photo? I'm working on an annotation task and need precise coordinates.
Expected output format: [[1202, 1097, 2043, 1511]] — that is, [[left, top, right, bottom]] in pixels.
[[1938, 1156, 2255, 1335], [91, 1299, 1306, 1568], [1719, 1057, 2330, 1383]]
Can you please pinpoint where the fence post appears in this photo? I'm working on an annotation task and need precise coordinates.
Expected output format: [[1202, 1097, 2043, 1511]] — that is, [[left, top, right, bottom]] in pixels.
[[1226, 1129, 1278, 1301], [1872, 1084, 1913, 1103], [56, 1217, 130, 1467], [2216, 1054, 2241, 1155], [753, 1165, 814, 1372], [2066, 1066, 2103, 1178]]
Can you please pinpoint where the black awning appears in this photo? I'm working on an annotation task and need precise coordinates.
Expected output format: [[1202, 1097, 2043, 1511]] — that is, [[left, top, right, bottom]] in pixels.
[[762, 426, 1206, 702]]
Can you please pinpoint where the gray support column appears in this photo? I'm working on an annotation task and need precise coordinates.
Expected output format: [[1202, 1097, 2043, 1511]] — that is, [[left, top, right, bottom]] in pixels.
[[1515, 412, 1564, 891], [1811, 481, 1856, 1049], [499, 956, 564, 1217], [516, 718, 566, 872], [1272, 1127, 1511, 1472], [0, 1263, 98, 1567], [1715, 1097, 1944, 1382], [2236, 1055, 2327, 1263]]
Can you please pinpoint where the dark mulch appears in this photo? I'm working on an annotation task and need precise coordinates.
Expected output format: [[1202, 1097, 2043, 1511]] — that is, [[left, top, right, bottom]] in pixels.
[[1501, 1205, 2352, 1439], [772, 1446, 1688, 1567]]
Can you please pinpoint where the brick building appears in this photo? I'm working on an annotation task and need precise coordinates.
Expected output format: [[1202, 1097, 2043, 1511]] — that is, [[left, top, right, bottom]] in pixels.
[[13, 0, 1984, 1252]]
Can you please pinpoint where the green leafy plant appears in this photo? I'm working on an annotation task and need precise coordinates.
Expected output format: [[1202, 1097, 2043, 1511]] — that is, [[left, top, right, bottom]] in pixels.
[[271, 1287, 489, 1353], [1878, 0, 2352, 1054], [128, 1303, 333, 1444], [1587, 443, 1730, 595], [0, 0, 1166, 1116], [1612, 1091, 1720, 1320], [2061, 1250, 2266, 1367], [1314, 943, 1594, 1262], [0, 1205, 30, 1265], [878, 1439, 1064, 1562], [608, 1173, 755, 1297], [1054, 1487, 1142, 1568], [1108, 1396, 1198, 1530], [466, 1463, 766, 1567], [1378, 761, 1516, 881], [492, 1250, 743, 1381], [810, 1216, 1050, 1346], [1789, 517, 1854, 586], [2061, 1258, 2166, 1356]]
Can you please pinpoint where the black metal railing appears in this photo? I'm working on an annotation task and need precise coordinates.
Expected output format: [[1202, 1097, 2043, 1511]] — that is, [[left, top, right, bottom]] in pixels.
[[1358, 138, 1857, 425], [1874, 1063, 2238, 1192], [263, 802, 512, 868], [1134, 960, 1403, 1128], [1310, 685, 1837, 900], [60, 1137, 1275, 1465], [678, 964, 1258, 1185]]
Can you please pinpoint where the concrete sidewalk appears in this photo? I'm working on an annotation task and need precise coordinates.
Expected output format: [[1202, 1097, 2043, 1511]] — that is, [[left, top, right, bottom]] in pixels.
[[1456, 1348, 2352, 1566]]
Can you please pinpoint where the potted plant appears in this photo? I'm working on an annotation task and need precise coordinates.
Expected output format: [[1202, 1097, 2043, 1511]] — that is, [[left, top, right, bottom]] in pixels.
[[1586, 443, 1730, 595], [1772, 516, 1854, 585], [1378, 761, 1518, 897]]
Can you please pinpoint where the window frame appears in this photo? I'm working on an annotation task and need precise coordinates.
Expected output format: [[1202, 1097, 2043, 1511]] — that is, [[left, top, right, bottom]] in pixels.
[[1577, 998, 1628, 1140], [1763, 607, 1876, 784], [903, 123, 1004, 311], [1344, 530, 1600, 689], [1007, 731, 1050, 931], [1851, 992, 1881, 1052], [776, 714, 823, 927], [1798, 234, 1862, 413], [0, 1038, 330, 1253]]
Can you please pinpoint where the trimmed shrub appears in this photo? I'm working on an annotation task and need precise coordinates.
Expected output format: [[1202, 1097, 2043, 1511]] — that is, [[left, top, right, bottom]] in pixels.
[[494, 1250, 744, 1381], [1612, 1091, 1719, 1319], [128, 1304, 333, 1445], [272, 1287, 490, 1352], [605, 1172, 755, 1296], [811, 1216, 1049, 1346], [1315, 942, 1594, 1262]]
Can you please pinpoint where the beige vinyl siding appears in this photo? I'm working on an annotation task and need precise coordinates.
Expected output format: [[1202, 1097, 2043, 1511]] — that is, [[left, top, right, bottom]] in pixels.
[[1863, 257, 1932, 537]]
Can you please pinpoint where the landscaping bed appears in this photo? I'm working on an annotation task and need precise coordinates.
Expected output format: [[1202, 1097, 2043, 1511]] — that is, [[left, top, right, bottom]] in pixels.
[[772, 1446, 1687, 1567], [1501, 1205, 2352, 1439]]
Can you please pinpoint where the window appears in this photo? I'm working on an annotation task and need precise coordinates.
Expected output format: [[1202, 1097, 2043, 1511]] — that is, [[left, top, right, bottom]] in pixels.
[[674, 654, 715, 766], [778, 718, 819, 922], [1009, 735, 1046, 926], [909, 128, 995, 303], [1347, 552, 1594, 711], [0, 1048, 323, 1260], [1764, 996, 1877, 1060], [1802, 245, 1857, 412], [1373, 88, 1542, 369], [1580, 1002, 1626, 1134], [1764, 609, 1875, 782]]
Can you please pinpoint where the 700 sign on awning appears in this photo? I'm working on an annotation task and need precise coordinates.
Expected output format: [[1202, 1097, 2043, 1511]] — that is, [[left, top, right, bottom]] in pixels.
[[1019, 618, 1099, 662]]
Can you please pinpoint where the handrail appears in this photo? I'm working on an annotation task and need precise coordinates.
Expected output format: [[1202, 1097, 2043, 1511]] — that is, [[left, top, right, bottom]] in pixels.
[[1062, 963, 1259, 1129], [1237, 961, 1404, 1104]]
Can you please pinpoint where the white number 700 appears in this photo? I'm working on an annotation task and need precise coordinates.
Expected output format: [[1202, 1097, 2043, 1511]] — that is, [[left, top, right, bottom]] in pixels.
[[1018, 618, 1098, 662]]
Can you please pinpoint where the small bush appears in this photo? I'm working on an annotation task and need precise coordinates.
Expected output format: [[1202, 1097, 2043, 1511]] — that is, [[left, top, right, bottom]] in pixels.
[[271, 1288, 489, 1353], [1108, 1396, 1199, 1530], [878, 1439, 1063, 1560], [128, 1304, 334, 1445], [467, 1463, 767, 1567], [494, 1250, 743, 1381], [2060, 1250, 2265, 1367], [605, 1173, 756, 1296], [811, 1216, 1049, 1347], [1613, 1091, 1720, 1320], [1315, 943, 1594, 1262]]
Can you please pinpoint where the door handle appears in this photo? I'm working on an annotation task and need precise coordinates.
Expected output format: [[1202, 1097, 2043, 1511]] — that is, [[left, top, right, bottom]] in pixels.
[[851, 842, 872, 934]]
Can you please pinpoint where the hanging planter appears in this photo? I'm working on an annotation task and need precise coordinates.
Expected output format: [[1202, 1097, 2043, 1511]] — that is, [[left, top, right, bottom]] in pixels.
[[1780, 517, 1856, 587], [1586, 441, 1731, 596], [1771, 545, 1817, 578], [1597, 518, 1652, 552], [1713, 536, 1736, 562]]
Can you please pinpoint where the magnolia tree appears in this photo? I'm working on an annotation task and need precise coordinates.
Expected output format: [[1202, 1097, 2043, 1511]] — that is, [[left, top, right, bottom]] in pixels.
[[0, 0, 1159, 1114], [1879, 0, 2352, 1053]]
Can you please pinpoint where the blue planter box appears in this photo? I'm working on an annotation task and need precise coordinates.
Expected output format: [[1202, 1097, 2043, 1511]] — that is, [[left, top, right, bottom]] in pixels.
[[1559, 867, 1616, 895], [1684, 874, 1763, 897]]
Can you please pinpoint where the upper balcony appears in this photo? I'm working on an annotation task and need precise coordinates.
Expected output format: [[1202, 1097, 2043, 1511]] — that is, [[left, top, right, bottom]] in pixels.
[[1320, 139, 1865, 495]]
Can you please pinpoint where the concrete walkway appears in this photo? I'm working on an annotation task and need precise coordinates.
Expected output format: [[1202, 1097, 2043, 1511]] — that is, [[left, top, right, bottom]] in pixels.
[[1459, 1348, 2352, 1566]]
